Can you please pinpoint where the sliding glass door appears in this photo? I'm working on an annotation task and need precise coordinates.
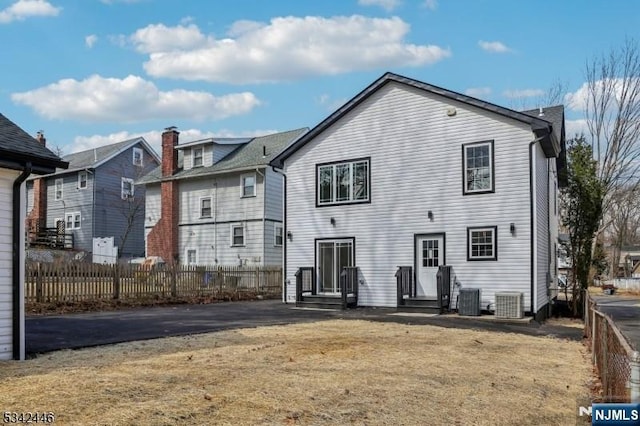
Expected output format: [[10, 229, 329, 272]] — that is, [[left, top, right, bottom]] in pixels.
[[317, 239, 354, 293]]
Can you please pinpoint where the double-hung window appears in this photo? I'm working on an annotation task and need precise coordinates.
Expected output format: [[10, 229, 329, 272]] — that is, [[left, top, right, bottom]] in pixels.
[[231, 224, 244, 246], [133, 147, 143, 167], [200, 197, 212, 218], [186, 249, 197, 265], [317, 158, 369, 206], [121, 177, 134, 200], [467, 226, 497, 261], [78, 171, 87, 189], [463, 141, 494, 194], [193, 147, 204, 167], [66, 212, 81, 230], [55, 178, 63, 200], [241, 173, 256, 197], [274, 224, 283, 247]]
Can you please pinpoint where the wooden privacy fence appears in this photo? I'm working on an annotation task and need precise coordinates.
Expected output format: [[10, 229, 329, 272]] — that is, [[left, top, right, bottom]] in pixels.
[[25, 262, 282, 303]]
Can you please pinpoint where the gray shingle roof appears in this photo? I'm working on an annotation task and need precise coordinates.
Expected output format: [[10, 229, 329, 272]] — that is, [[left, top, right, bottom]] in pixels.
[[63, 138, 140, 169], [138, 128, 308, 185], [0, 113, 67, 172], [522, 105, 565, 145]]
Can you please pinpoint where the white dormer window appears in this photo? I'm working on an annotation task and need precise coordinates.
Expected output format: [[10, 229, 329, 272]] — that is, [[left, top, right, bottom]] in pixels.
[[133, 147, 143, 167], [241, 173, 256, 197], [121, 177, 134, 200], [78, 171, 87, 189], [193, 147, 204, 167]]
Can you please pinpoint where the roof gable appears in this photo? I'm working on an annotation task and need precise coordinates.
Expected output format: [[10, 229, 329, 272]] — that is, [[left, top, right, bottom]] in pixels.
[[271, 72, 562, 168], [0, 113, 67, 174]]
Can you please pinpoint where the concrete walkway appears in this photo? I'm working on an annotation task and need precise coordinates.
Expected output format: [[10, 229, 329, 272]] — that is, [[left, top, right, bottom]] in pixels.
[[591, 294, 640, 351], [26, 300, 584, 356]]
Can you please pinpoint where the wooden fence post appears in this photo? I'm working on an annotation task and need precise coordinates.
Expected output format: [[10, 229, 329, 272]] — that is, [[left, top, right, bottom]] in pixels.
[[36, 262, 43, 303], [171, 265, 177, 298], [113, 264, 120, 300]]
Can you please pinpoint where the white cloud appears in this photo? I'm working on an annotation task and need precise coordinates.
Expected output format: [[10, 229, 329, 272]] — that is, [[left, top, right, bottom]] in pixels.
[[357, 0, 401, 11], [503, 88, 545, 98], [565, 119, 589, 139], [70, 128, 279, 155], [465, 87, 491, 97], [478, 40, 512, 53], [563, 79, 637, 112], [132, 16, 450, 84], [422, 0, 437, 10], [130, 23, 208, 54], [0, 0, 61, 23], [11, 74, 260, 123], [85, 34, 98, 48]]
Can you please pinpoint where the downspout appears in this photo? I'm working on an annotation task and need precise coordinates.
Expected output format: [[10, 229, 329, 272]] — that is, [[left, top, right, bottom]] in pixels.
[[256, 168, 266, 266], [271, 166, 287, 303], [13, 162, 31, 360]]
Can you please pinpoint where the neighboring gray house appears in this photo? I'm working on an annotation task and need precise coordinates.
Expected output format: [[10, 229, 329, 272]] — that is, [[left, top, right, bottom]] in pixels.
[[271, 73, 566, 319], [138, 126, 307, 266], [0, 114, 67, 360], [26, 137, 160, 258]]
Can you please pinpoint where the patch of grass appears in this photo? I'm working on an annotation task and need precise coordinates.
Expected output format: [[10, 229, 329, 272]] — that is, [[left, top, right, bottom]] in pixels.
[[0, 320, 591, 425]]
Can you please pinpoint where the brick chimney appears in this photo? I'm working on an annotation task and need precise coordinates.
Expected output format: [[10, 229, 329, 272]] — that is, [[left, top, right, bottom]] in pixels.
[[27, 131, 48, 235], [147, 127, 180, 263]]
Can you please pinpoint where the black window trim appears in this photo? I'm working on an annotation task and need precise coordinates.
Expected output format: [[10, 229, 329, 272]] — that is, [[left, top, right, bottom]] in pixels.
[[315, 156, 371, 208], [467, 225, 498, 261], [462, 140, 495, 195]]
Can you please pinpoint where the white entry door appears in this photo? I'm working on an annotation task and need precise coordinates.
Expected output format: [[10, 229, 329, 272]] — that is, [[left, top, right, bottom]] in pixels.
[[415, 235, 444, 297]]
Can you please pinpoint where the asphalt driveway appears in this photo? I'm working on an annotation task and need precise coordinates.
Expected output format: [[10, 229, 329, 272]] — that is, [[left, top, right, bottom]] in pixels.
[[591, 294, 640, 351], [26, 300, 583, 356]]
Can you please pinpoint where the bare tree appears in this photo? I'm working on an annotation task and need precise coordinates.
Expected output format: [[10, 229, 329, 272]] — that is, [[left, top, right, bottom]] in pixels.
[[605, 185, 640, 277], [586, 38, 640, 217]]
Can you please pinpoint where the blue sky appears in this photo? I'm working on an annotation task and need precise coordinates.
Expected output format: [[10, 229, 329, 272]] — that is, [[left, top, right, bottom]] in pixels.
[[0, 0, 638, 156]]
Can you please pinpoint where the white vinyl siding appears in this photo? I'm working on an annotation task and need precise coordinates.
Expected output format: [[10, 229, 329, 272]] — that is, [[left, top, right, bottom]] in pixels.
[[534, 146, 551, 312], [144, 185, 160, 227], [284, 81, 536, 309], [0, 168, 23, 360]]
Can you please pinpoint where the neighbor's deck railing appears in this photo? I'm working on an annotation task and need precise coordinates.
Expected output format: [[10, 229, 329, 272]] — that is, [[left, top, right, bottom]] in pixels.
[[295, 267, 315, 302], [25, 262, 282, 303], [584, 290, 640, 403]]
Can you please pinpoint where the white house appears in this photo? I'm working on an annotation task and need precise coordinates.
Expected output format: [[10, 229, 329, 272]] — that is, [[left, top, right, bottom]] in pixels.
[[139, 126, 307, 266], [0, 114, 67, 360], [271, 73, 566, 320]]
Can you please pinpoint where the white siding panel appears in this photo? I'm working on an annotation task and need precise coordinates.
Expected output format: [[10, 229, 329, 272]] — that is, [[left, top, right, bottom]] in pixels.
[[264, 168, 284, 221], [0, 168, 19, 360], [535, 148, 551, 312], [284, 82, 535, 308], [144, 184, 161, 228]]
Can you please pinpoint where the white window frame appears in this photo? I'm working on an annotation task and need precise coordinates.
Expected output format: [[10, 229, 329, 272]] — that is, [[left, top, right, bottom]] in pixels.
[[78, 171, 88, 190], [193, 147, 204, 167], [463, 140, 494, 195], [317, 158, 370, 206], [121, 177, 135, 200], [185, 248, 198, 265], [231, 223, 245, 247], [200, 196, 212, 218], [55, 178, 63, 200], [65, 212, 81, 230], [133, 147, 144, 167], [467, 226, 497, 261], [274, 224, 283, 247], [240, 173, 256, 198]]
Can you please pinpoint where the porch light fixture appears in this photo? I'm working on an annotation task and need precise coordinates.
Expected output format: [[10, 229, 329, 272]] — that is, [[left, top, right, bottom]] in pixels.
[[427, 210, 433, 221], [330, 217, 336, 226], [510, 222, 516, 235], [287, 231, 293, 241]]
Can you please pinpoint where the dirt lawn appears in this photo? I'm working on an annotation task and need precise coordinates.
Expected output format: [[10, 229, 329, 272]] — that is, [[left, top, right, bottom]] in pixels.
[[0, 319, 590, 425]]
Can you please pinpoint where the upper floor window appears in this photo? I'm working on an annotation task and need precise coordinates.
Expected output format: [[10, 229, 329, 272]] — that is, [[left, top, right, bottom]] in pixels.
[[274, 224, 283, 247], [55, 178, 63, 200], [467, 226, 497, 261], [200, 197, 212, 218], [193, 147, 204, 167], [317, 158, 369, 206], [78, 171, 88, 189], [231, 224, 244, 246], [121, 177, 134, 200], [241, 173, 256, 197], [133, 147, 143, 167], [463, 141, 494, 195]]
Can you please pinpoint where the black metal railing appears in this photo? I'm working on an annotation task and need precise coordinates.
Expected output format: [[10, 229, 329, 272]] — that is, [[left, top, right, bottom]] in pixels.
[[395, 266, 415, 306], [340, 266, 359, 309], [295, 267, 315, 302], [436, 265, 453, 312]]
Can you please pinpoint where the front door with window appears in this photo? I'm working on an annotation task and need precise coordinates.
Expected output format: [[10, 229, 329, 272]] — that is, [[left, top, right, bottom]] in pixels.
[[415, 234, 444, 297], [317, 239, 354, 293]]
